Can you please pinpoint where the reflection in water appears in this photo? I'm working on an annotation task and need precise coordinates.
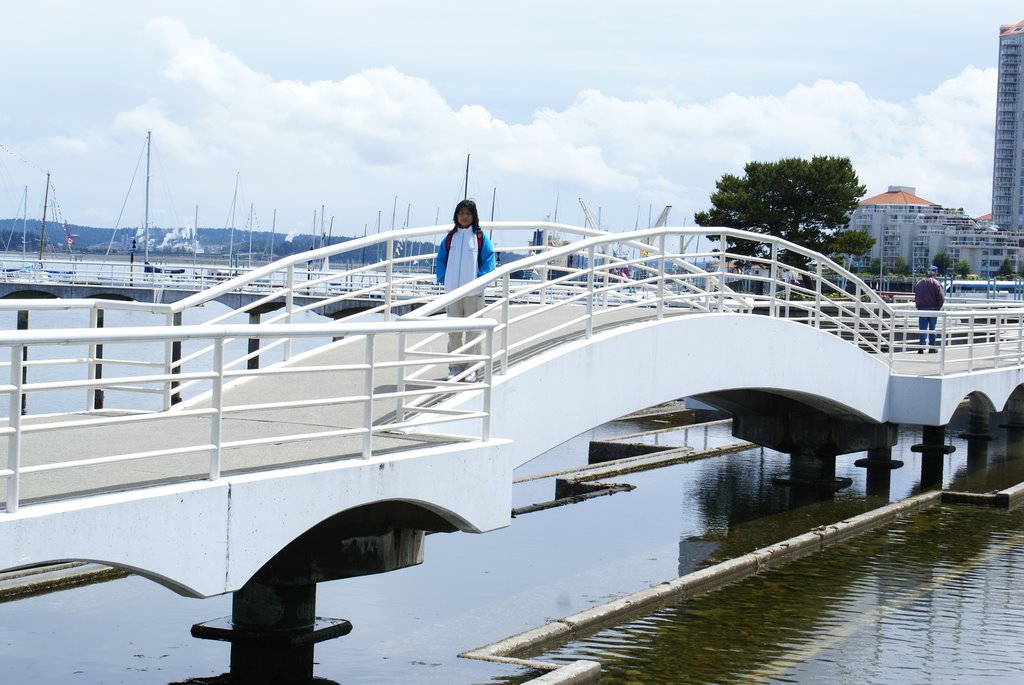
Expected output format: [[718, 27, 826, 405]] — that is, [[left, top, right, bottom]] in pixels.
[[533, 502, 1024, 684]]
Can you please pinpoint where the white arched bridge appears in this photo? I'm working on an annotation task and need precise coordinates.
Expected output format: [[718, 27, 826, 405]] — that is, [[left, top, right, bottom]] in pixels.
[[1, 221, 1024, 679]]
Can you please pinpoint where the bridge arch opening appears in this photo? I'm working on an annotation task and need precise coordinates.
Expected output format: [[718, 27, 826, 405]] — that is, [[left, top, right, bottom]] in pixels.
[[248, 499, 462, 588], [1, 290, 58, 300]]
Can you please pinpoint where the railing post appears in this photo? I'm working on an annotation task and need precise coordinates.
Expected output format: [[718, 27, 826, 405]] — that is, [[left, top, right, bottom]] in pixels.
[[968, 314, 976, 373], [995, 312, 1003, 367], [586, 245, 595, 339], [538, 229, 549, 298], [853, 283, 863, 348], [362, 334, 376, 458], [815, 263, 823, 329], [482, 328, 493, 441], [88, 307, 105, 411], [936, 311, 947, 373], [501, 274, 510, 375], [599, 240, 608, 308], [16, 310, 27, 415], [657, 233, 666, 320], [385, 239, 394, 321], [395, 332, 407, 424], [166, 311, 183, 407], [285, 264, 295, 360], [247, 311, 261, 370], [7, 345, 23, 513], [717, 244, 726, 311], [887, 310, 896, 366], [1018, 313, 1023, 364], [209, 338, 224, 480]]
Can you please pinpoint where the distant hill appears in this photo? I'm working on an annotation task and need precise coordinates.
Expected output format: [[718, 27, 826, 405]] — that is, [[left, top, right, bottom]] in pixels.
[[0, 219, 441, 263]]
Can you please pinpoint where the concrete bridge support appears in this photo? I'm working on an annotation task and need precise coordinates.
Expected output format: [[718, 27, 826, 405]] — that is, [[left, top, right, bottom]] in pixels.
[[855, 446, 903, 500], [959, 395, 994, 471], [721, 391, 897, 494], [911, 425, 955, 489], [192, 502, 448, 683], [1002, 396, 1024, 461], [226, 581, 347, 684]]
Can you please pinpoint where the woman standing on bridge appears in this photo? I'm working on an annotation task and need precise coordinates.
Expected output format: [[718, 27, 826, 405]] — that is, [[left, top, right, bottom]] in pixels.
[[435, 199, 496, 381]]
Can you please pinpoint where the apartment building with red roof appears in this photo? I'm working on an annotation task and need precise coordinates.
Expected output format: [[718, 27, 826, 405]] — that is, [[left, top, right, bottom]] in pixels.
[[843, 186, 1013, 277]]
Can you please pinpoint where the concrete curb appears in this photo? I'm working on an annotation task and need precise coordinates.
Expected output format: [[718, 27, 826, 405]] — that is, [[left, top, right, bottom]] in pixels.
[[0, 562, 127, 601], [943, 479, 1024, 508], [524, 660, 602, 684]]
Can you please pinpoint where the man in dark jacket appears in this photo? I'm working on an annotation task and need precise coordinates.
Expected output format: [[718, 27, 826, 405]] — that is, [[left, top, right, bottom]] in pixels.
[[913, 265, 945, 353]]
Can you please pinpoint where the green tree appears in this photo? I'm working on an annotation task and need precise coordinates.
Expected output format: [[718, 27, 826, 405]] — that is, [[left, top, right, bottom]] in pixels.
[[868, 257, 882, 274], [997, 258, 1016, 278], [693, 156, 866, 269], [830, 229, 875, 264], [893, 257, 911, 276], [931, 251, 953, 275], [954, 259, 972, 277]]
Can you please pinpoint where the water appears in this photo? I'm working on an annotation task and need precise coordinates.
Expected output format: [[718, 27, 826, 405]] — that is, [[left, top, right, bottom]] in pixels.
[[533, 505, 1024, 685], [2, 407, 1021, 684]]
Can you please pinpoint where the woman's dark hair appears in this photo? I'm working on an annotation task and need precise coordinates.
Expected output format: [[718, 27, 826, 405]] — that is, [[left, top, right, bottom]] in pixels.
[[452, 199, 480, 229]]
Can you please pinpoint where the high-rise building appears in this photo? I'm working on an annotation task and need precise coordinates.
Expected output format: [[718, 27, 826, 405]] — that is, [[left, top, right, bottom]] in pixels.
[[992, 20, 1024, 230]]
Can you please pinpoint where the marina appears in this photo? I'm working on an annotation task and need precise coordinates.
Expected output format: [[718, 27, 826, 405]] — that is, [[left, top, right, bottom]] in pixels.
[[0, 223, 1023, 683], [4, 7, 1024, 684]]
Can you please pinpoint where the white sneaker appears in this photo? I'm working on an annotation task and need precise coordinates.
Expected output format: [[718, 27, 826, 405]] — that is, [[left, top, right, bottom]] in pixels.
[[446, 367, 461, 381]]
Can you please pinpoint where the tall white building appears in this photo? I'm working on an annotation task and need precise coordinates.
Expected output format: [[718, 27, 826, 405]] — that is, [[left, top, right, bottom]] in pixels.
[[993, 20, 1024, 231]]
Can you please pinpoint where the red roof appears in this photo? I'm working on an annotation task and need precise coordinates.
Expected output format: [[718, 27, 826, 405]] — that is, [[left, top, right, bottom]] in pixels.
[[1001, 20, 1024, 36], [977, 213, 992, 220], [859, 190, 937, 206]]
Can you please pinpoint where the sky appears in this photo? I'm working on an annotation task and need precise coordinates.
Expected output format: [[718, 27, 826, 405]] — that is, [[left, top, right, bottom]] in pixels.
[[0, 1, 1020, 241]]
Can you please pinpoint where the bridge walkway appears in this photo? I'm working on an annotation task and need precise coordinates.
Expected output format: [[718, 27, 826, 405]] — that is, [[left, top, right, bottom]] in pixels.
[[1, 300, 1014, 510], [0, 304, 654, 509]]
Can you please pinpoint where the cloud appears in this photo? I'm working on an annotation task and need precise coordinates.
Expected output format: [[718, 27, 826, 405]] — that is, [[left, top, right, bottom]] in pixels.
[[113, 101, 213, 166], [103, 19, 997, 231]]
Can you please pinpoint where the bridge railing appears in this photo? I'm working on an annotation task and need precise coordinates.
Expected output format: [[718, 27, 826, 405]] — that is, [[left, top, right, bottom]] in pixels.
[[0, 318, 495, 513], [392, 227, 902, 388], [0, 224, 898, 391], [886, 303, 1024, 371], [6, 224, 1024, 423]]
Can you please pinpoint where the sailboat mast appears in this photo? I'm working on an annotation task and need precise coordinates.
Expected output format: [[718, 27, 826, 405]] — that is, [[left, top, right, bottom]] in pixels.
[[38, 172, 50, 260], [324, 215, 333, 272], [21, 186, 27, 260], [193, 204, 199, 269], [489, 186, 496, 240], [463, 154, 470, 200], [269, 208, 276, 262], [144, 131, 151, 263], [228, 172, 239, 268], [247, 202, 254, 269]]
